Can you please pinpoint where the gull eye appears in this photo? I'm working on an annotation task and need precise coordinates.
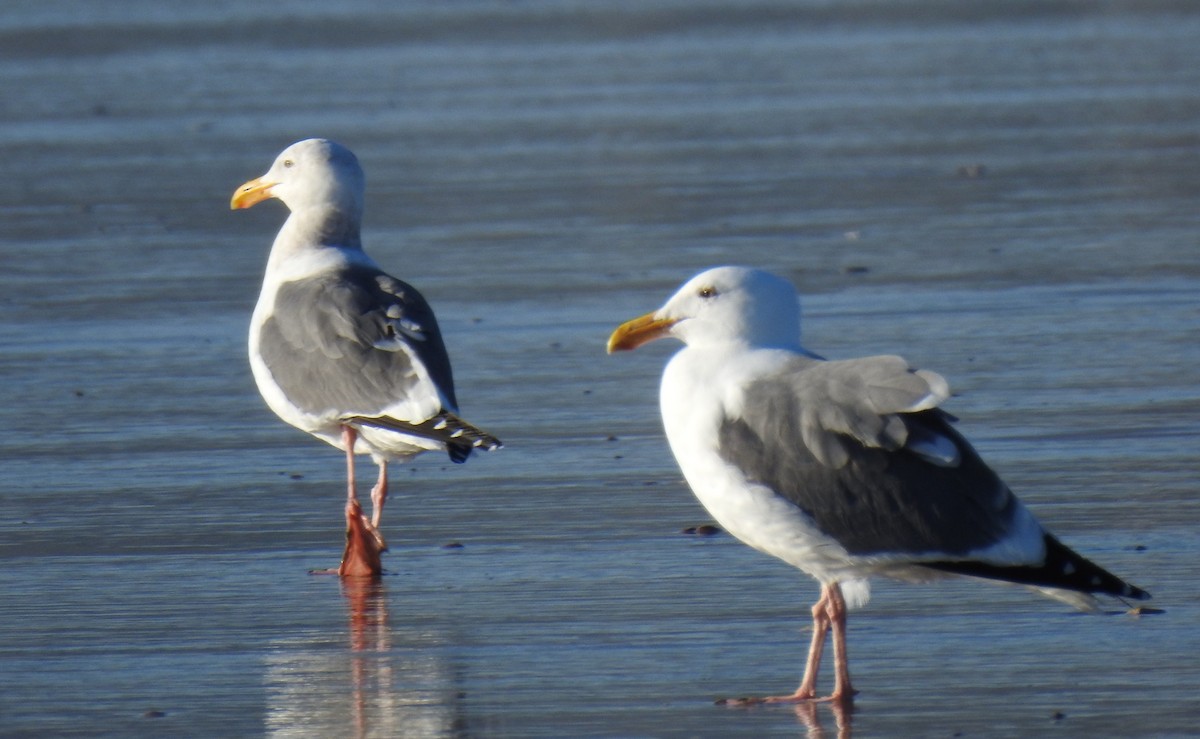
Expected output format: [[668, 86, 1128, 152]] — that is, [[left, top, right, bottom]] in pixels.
[[283, 159, 294, 168], [698, 285, 718, 299]]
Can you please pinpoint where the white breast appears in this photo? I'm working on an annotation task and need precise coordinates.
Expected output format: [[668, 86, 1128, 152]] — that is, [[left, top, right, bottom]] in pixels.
[[659, 348, 864, 585]]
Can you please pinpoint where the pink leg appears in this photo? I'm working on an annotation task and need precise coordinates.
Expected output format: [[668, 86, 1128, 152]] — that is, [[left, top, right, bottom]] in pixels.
[[793, 587, 833, 700], [335, 425, 385, 577], [370, 460, 388, 529], [825, 582, 857, 703], [342, 425, 359, 503], [720, 582, 859, 707], [759, 585, 832, 703]]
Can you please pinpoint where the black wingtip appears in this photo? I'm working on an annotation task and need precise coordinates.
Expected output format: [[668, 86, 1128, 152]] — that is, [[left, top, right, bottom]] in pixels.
[[348, 412, 501, 464], [1042, 534, 1151, 601], [446, 436, 503, 463], [441, 412, 501, 464], [1122, 582, 1152, 602], [925, 534, 1150, 601]]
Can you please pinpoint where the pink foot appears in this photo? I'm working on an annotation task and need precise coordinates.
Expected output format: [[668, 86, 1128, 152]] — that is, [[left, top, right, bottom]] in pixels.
[[337, 498, 387, 577]]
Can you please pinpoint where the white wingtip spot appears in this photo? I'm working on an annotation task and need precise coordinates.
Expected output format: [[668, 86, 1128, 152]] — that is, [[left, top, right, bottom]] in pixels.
[[398, 318, 425, 341], [376, 276, 400, 294], [914, 368, 951, 406]]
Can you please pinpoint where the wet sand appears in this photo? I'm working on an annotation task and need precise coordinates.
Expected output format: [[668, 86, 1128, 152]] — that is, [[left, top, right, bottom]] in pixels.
[[1, 2, 1198, 736]]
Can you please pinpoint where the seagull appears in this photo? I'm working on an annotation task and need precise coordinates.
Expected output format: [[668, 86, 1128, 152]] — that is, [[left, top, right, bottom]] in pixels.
[[607, 265, 1149, 704], [231, 138, 500, 577]]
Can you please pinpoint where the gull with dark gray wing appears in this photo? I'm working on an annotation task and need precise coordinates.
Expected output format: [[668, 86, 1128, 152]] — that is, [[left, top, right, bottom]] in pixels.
[[608, 265, 1149, 704], [232, 138, 500, 576]]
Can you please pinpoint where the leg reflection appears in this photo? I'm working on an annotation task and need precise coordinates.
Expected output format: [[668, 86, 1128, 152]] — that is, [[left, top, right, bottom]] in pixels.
[[790, 699, 854, 739], [342, 577, 390, 739], [262, 577, 460, 738]]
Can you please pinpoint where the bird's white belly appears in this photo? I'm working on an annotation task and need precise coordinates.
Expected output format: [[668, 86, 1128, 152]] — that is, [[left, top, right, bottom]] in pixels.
[[356, 424, 442, 461], [248, 343, 439, 462], [678, 440, 858, 581], [248, 353, 439, 462], [660, 351, 859, 584]]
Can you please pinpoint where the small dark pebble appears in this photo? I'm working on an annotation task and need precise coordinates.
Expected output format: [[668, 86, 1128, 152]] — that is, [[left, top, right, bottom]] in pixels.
[[289, 473, 304, 480], [143, 710, 166, 719], [1129, 544, 1148, 551], [73, 389, 85, 397], [613, 455, 623, 460], [606, 435, 619, 442], [441, 541, 464, 550], [1052, 711, 1066, 721], [683, 524, 722, 536], [715, 696, 760, 707], [842, 265, 870, 275]]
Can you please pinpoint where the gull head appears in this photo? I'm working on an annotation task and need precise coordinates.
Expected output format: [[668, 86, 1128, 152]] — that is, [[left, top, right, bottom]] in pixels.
[[608, 266, 802, 353], [231, 138, 365, 220]]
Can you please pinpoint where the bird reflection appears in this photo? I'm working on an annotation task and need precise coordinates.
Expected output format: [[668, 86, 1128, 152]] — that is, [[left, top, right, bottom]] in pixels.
[[343, 577, 391, 738], [790, 700, 853, 739], [720, 684, 853, 737], [264, 577, 461, 738]]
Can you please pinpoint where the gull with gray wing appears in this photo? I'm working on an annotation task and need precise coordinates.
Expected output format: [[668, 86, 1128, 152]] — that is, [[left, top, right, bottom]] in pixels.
[[232, 138, 500, 576], [608, 266, 1149, 704]]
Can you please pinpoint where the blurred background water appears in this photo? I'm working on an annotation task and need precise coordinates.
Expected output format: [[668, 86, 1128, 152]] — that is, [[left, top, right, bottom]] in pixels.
[[0, 1, 1197, 736]]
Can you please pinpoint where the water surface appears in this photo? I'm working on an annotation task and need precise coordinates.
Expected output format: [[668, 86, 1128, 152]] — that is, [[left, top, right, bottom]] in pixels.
[[1, 2, 1197, 736]]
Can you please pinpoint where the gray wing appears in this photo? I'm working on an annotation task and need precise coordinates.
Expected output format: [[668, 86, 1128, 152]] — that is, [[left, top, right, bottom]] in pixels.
[[258, 263, 459, 420], [717, 355, 1022, 557]]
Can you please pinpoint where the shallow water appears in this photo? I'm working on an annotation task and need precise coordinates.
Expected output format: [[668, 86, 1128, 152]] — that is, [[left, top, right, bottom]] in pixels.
[[1, 1, 1198, 736]]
